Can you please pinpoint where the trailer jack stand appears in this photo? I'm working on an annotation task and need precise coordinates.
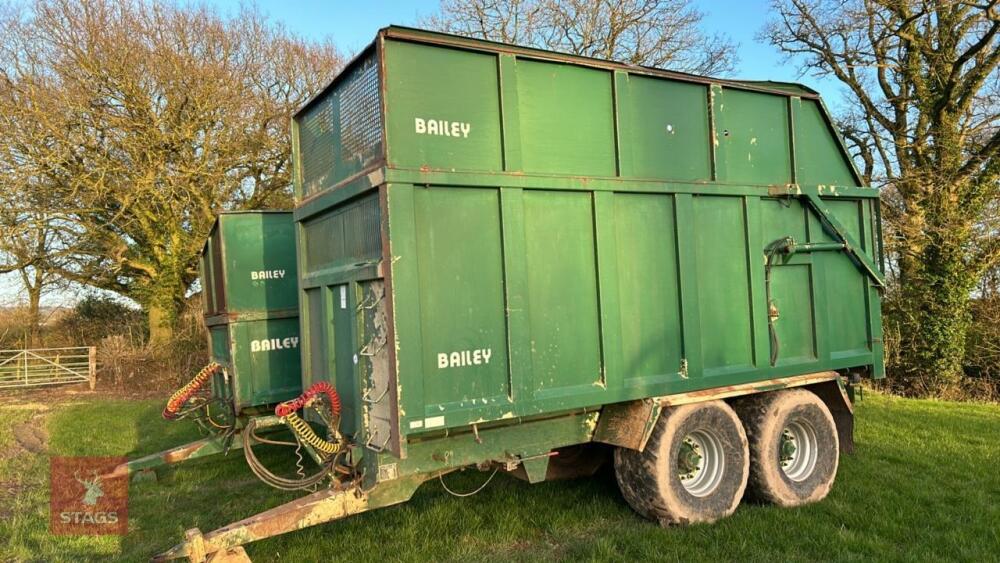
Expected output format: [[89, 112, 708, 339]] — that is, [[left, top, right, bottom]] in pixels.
[[107, 433, 243, 482]]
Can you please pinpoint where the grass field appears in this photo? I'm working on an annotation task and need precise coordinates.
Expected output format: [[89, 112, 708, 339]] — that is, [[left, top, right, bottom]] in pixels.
[[1, 392, 998, 562]]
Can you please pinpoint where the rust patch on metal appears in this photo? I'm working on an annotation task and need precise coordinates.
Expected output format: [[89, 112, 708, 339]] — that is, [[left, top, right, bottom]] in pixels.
[[593, 398, 660, 451], [768, 184, 802, 197], [206, 547, 251, 562], [162, 441, 212, 464], [155, 488, 370, 561]]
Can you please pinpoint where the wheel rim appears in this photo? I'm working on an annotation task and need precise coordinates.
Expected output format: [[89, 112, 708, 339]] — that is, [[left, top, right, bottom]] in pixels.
[[779, 419, 818, 482], [677, 429, 725, 497]]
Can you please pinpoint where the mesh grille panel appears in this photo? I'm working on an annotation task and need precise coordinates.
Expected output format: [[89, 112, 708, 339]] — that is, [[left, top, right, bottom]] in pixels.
[[209, 231, 226, 314], [340, 56, 382, 163], [297, 53, 383, 198], [302, 194, 382, 272], [299, 97, 336, 197]]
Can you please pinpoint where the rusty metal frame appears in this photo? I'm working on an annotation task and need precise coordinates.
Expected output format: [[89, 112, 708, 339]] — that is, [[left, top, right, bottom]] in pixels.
[[108, 433, 244, 482], [593, 398, 662, 451], [595, 372, 843, 452], [154, 475, 427, 562], [154, 487, 370, 562], [656, 371, 840, 407]]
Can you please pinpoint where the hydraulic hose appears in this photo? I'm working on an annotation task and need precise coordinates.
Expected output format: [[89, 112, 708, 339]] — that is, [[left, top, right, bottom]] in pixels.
[[764, 237, 795, 367], [275, 380, 341, 417], [275, 381, 343, 459], [283, 412, 341, 456], [163, 362, 222, 420], [242, 417, 337, 491]]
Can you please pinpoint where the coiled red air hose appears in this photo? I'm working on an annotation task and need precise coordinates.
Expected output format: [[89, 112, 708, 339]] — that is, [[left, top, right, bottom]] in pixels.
[[275, 381, 341, 418]]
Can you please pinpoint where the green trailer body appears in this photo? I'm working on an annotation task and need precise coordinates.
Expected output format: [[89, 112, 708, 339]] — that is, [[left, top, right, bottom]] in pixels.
[[153, 27, 886, 560], [199, 211, 303, 412], [291, 27, 883, 461]]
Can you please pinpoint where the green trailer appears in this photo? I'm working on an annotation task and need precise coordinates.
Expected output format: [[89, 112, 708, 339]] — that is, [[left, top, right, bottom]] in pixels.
[[113, 212, 303, 481], [157, 27, 883, 561], [200, 211, 302, 412]]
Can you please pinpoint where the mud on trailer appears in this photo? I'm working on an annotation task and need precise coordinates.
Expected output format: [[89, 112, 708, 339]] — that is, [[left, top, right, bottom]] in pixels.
[[128, 26, 884, 562]]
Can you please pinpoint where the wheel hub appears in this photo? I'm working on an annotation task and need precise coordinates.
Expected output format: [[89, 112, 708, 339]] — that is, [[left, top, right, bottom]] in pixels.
[[678, 440, 702, 475], [779, 419, 818, 482], [676, 429, 725, 497], [780, 430, 797, 461]]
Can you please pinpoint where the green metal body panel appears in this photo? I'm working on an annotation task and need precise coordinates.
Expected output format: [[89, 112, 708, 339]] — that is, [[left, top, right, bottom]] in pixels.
[[291, 27, 884, 462], [202, 213, 298, 315], [793, 98, 858, 187], [199, 212, 302, 412], [207, 325, 233, 405], [385, 42, 503, 172], [618, 74, 712, 180], [713, 87, 793, 185], [516, 59, 617, 176]]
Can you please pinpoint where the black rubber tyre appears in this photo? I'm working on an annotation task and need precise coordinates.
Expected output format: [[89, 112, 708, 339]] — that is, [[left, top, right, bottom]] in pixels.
[[614, 400, 749, 526], [734, 388, 839, 507]]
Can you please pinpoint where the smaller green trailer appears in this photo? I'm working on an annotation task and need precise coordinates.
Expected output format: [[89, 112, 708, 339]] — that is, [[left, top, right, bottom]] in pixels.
[[112, 212, 303, 480], [200, 211, 302, 411], [155, 27, 883, 561]]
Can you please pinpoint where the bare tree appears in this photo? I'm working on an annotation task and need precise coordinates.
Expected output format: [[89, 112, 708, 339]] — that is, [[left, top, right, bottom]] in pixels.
[[424, 0, 738, 75], [0, 0, 342, 344], [0, 207, 73, 346], [763, 0, 1000, 394], [424, 0, 547, 45], [0, 115, 77, 346]]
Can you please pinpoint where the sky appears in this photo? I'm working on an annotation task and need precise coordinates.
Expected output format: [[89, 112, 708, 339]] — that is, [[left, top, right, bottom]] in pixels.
[[234, 0, 841, 98], [1, 0, 843, 307]]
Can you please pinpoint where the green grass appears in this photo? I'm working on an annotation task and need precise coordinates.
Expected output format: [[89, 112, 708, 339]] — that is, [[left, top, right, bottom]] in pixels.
[[1, 393, 998, 562]]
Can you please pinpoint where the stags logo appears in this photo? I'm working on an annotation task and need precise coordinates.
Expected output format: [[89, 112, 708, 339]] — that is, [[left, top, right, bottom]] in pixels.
[[76, 470, 104, 506], [50, 456, 127, 535]]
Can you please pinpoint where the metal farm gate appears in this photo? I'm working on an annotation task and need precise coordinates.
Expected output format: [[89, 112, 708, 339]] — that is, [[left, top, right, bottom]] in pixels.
[[0, 347, 96, 390]]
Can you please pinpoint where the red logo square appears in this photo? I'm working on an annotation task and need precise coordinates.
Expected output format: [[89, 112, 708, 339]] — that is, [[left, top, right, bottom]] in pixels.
[[50, 456, 128, 535]]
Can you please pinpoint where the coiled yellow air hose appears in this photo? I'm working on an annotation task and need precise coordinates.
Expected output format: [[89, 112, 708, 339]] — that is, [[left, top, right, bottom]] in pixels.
[[283, 411, 341, 457]]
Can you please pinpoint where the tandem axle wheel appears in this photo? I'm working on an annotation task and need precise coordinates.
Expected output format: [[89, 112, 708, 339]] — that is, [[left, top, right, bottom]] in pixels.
[[614, 388, 840, 525]]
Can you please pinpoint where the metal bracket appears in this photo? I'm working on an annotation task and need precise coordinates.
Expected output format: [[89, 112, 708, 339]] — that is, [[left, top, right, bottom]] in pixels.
[[804, 193, 884, 288], [766, 187, 884, 289], [365, 429, 391, 453], [593, 399, 662, 451], [355, 292, 384, 313], [358, 336, 386, 357], [361, 384, 389, 405]]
